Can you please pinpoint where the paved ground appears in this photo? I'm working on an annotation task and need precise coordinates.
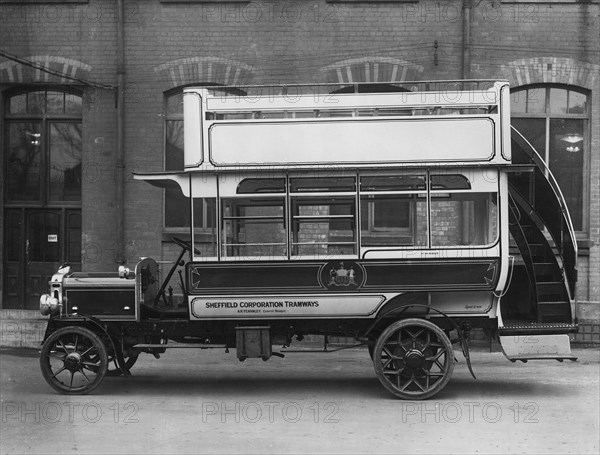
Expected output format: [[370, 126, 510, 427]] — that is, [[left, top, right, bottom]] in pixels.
[[1, 344, 599, 455]]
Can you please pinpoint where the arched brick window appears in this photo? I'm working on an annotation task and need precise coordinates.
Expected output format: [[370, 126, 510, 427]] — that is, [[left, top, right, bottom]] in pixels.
[[3, 87, 82, 308], [511, 85, 589, 232]]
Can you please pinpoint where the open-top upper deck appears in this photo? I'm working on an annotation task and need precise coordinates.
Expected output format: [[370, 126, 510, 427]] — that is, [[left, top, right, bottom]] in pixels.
[[181, 80, 512, 171]]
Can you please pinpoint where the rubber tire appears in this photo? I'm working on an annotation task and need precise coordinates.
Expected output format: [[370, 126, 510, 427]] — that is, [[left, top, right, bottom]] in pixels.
[[40, 326, 108, 395], [373, 318, 454, 400]]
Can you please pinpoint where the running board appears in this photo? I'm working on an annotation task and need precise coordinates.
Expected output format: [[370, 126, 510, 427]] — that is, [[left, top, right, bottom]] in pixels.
[[133, 343, 227, 349], [499, 334, 577, 362]]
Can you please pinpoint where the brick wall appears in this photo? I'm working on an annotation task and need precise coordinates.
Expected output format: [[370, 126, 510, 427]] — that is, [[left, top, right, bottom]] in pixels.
[[1, 0, 598, 328]]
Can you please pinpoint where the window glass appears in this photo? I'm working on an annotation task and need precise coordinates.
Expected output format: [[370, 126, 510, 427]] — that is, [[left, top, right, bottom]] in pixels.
[[291, 197, 355, 256], [65, 93, 82, 116], [237, 178, 285, 194], [431, 193, 497, 247], [27, 91, 46, 114], [4, 90, 83, 204], [525, 87, 545, 114], [49, 123, 82, 201], [8, 93, 27, 114], [5, 210, 22, 262], [360, 194, 427, 247], [549, 119, 584, 231], [6, 122, 42, 201], [568, 91, 586, 114], [291, 177, 355, 192], [430, 174, 471, 190], [222, 198, 286, 259], [166, 92, 183, 116], [46, 92, 64, 114], [360, 174, 426, 191], [511, 90, 527, 113], [549, 88, 568, 115]]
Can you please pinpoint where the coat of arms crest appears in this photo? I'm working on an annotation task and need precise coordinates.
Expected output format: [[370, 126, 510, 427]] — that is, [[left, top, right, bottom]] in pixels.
[[327, 262, 357, 287]]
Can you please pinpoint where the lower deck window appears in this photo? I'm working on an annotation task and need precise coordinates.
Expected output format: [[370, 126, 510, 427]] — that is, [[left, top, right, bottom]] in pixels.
[[222, 198, 286, 259], [360, 195, 428, 247], [430, 193, 497, 247], [291, 197, 356, 256], [210, 173, 499, 259]]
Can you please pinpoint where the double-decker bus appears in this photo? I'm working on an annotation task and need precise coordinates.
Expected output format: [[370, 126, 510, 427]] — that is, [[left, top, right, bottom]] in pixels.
[[38, 80, 578, 399]]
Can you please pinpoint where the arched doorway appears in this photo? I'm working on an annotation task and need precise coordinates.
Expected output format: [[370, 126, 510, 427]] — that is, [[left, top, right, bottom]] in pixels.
[[3, 88, 82, 309]]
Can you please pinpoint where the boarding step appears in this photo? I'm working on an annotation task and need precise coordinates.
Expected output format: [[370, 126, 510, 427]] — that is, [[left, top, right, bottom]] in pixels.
[[499, 320, 578, 336]]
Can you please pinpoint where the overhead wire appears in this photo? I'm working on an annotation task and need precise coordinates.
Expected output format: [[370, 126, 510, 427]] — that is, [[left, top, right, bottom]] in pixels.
[[0, 49, 116, 90]]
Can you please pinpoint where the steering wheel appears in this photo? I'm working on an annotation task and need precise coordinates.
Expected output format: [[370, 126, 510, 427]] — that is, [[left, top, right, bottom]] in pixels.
[[171, 237, 202, 255]]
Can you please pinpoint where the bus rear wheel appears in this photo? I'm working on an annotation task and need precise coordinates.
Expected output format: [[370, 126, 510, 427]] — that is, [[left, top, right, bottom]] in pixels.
[[373, 318, 454, 400]]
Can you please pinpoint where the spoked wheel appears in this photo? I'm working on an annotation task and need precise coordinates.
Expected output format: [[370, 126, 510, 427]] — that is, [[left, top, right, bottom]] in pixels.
[[40, 326, 108, 394], [373, 318, 454, 400]]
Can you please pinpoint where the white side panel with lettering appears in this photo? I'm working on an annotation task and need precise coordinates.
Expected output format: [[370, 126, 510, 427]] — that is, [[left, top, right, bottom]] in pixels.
[[190, 295, 386, 319]]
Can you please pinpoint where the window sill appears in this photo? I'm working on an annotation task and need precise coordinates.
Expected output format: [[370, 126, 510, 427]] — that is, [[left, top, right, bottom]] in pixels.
[[576, 238, 594, 255]]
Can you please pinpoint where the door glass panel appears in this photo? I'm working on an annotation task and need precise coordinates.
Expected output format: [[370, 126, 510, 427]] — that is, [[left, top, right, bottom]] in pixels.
[[549, 119, 584, 231], [5, 210, 23, 261], [6, 122, 42, 201], [28, 212, 61, 262], [49, 123, 82, 201]]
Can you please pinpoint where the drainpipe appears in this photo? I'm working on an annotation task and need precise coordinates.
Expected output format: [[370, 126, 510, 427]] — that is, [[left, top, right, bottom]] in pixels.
[[115, 0, 125, 264], [462, 0, 472, 80]]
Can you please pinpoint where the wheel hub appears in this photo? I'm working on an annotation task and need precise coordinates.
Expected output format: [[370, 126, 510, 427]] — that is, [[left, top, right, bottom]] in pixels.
[[64, 352, 82, 371], [404, 348, 426, 369]]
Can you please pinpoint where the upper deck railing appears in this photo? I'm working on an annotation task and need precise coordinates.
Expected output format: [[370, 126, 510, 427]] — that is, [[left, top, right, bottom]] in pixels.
[[182, 80, 512, 171]]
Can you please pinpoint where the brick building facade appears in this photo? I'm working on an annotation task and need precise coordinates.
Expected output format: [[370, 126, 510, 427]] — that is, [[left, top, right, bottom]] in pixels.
[[1, 0, 599, 345]]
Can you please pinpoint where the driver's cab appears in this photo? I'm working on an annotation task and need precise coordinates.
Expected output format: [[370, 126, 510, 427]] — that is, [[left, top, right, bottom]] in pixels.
[[39, 237, 194, 321], [135, 237, 197, 319]]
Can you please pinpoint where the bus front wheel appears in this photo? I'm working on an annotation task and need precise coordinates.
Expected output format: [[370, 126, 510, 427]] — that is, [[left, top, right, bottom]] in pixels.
[[373, 318, 454, 400]]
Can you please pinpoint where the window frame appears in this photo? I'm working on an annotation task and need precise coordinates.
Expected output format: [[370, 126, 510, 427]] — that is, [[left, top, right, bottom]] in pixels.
[[209, 171, 500, 261], [3, 87, 83, 208]]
